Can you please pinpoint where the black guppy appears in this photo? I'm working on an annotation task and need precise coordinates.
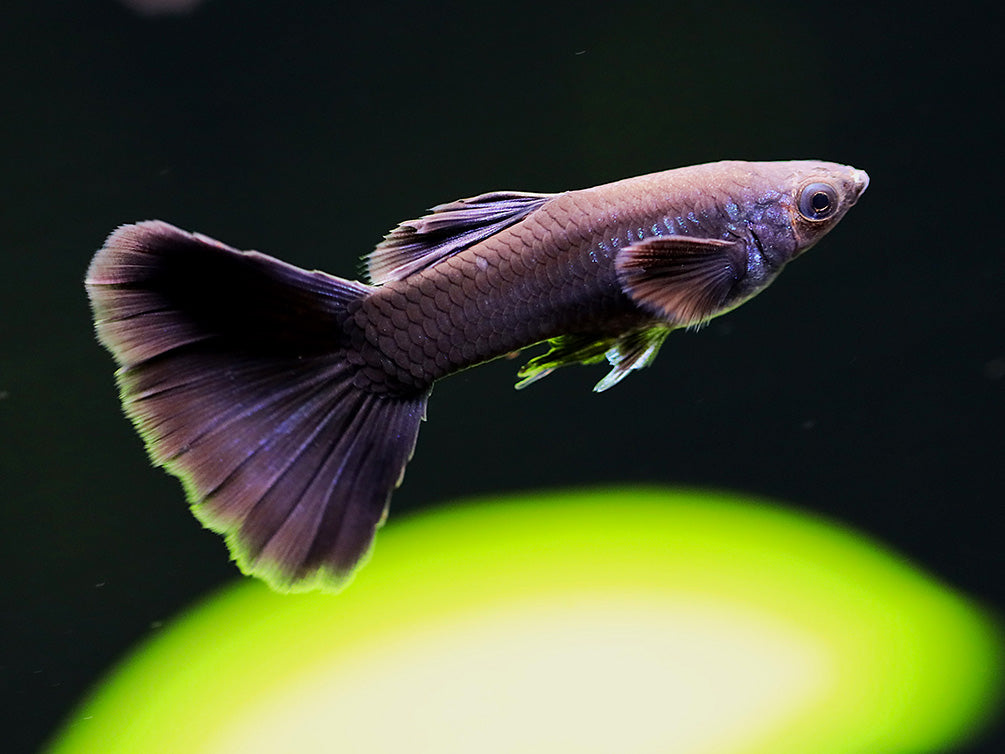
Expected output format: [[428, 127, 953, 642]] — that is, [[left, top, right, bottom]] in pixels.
[[86, 160, 869, 591]]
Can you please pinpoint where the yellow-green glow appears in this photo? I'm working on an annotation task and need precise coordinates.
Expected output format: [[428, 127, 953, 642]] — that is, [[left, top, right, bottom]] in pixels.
[[49, 488, 1001, 754]]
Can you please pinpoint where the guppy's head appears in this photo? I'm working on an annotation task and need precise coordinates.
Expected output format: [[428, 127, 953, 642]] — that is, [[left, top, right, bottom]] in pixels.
[[659, 160, 869, 326], [711, 160, 869, 311], [614, 159, 869, 330], [746, 160, 870, 262], [786, 161, 869, 255]]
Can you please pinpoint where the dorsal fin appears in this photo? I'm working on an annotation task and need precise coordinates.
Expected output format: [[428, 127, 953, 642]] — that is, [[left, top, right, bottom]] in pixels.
[[366, 190, 557, 284]]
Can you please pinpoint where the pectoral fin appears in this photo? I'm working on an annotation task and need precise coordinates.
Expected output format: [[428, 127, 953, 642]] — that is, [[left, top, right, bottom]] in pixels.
[[616, 236, 746, 327]]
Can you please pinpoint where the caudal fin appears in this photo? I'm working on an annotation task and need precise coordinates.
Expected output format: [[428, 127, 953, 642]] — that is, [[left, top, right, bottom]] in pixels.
[[86, 221, 429, 592]]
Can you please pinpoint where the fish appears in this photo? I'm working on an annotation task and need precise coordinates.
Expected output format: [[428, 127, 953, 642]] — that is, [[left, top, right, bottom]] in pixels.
[[86, 159, 869, 592]]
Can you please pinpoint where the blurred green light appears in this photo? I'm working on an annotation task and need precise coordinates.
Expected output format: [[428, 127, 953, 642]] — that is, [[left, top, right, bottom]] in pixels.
[[49, 488, 1000, 753]]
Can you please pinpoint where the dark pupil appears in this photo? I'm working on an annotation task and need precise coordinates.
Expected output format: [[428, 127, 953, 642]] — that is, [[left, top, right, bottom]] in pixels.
[[811, 192, 831, 213]]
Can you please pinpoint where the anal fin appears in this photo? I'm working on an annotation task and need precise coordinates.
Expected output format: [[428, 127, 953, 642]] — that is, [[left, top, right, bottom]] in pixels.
[[594, 327, 671, 392], [515, 327, 670, 392], [515, 334, 615, 389]]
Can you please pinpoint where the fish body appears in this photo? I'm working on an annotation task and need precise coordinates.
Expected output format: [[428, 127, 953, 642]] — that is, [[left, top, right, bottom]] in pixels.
[[86, 160, 868, 591], [354, 160, 866, 391]]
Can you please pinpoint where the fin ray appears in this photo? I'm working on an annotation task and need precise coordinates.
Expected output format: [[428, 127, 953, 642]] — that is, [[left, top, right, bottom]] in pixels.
[[367, 190, 557, 284], [594, 327, 671, 392], [615, 235, 746, 327], [87, 221, 430, 592], [515, 333, 615, 389], [515, 328, 672, 391]]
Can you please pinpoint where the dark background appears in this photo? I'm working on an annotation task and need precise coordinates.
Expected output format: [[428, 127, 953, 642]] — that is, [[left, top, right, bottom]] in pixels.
[[3, 1, 1002, 751]]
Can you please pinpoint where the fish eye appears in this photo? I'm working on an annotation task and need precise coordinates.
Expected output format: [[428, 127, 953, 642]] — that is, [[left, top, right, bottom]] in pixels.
[[798, 183, 839, 221]]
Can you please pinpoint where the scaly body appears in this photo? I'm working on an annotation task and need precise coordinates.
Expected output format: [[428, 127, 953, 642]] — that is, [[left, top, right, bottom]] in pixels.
[[87, 160, 868, 590]]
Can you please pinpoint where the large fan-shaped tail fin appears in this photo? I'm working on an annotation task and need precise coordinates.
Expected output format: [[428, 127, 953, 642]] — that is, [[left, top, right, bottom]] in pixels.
[[87, 221, 429, 591]]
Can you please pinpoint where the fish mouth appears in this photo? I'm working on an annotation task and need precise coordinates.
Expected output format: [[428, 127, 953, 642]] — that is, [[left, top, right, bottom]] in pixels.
[[850, 168, 870, 202]]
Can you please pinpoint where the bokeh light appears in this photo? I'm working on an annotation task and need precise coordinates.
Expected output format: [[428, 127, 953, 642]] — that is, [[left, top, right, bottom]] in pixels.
[[49, 488, 1001, 753]]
